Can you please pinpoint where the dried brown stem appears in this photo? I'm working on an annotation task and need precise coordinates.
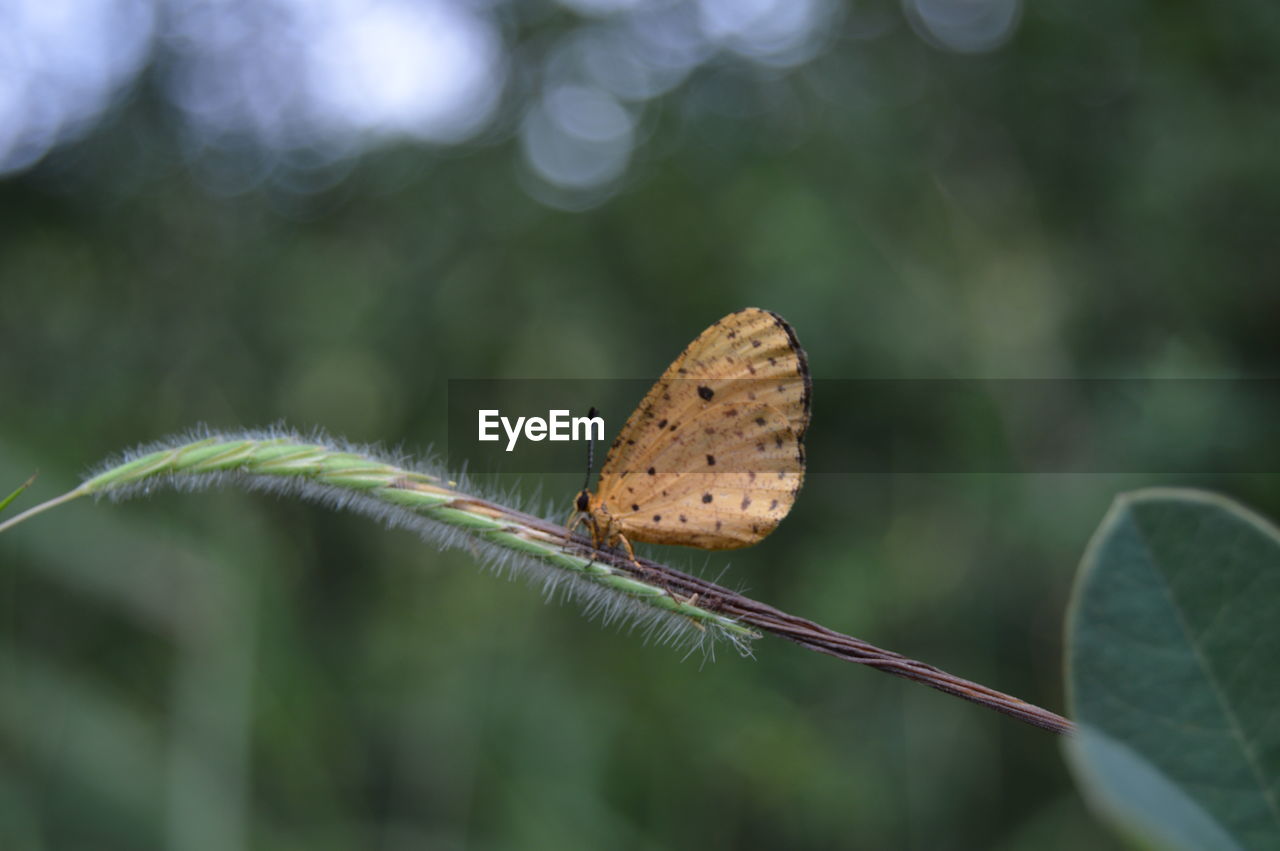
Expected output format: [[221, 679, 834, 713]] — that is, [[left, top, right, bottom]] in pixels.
[[503, 499, 1075, 736]]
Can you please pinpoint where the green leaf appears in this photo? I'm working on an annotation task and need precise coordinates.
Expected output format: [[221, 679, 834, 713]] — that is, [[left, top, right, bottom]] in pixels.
[[1065, 489, 1280, 850], [0, 472, 37, 515]]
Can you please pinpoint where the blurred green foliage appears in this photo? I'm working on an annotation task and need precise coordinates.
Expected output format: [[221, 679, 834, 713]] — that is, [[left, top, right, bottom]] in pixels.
[[2, 1, 1278, 848]]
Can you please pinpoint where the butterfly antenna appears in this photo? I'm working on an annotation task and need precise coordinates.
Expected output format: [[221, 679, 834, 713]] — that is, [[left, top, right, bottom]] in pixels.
[[581, 406, 599, 493]]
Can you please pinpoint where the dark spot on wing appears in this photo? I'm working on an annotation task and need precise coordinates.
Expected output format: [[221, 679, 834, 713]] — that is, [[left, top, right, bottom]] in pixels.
[[702, 493, 713, 504], [706, 454, 716, 466], [697, 385, 714, 401]]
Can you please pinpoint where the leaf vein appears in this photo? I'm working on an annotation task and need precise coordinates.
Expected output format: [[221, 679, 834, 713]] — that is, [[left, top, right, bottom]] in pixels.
[[1131, 512, 1280, 832]]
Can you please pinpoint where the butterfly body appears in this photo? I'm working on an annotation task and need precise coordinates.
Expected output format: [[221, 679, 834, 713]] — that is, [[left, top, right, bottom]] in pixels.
[[572, 308, 810, 560]]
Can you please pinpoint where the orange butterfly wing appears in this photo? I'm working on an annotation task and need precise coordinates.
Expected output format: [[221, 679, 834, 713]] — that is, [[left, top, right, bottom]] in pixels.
[[588, 307, 810, 551]]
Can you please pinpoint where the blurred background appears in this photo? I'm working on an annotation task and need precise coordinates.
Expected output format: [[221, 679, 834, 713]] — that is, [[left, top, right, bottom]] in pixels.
[[2, 0, 1278, 847]]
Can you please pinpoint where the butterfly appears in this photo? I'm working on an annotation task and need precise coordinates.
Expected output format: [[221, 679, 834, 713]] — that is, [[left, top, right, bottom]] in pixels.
[[571, 307, 810, 563]]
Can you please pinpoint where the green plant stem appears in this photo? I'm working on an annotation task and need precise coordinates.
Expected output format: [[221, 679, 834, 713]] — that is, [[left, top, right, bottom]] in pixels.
[[0, 486, 82, 534], [1, 435, 1075, 735]]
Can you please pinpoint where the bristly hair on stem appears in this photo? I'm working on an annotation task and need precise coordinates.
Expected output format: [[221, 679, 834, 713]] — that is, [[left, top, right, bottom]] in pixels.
[[0, 427, 1075, 735], [1, 426, 758, 655]]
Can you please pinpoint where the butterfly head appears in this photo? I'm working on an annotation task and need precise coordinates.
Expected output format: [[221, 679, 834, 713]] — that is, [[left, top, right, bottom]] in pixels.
[[568, 487, 617, 551]]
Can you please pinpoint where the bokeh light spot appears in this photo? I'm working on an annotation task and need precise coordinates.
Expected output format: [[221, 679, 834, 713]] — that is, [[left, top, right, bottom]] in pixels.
[[0, 0, 155, 175], [521, 84, 635, 191], [905, 0, 1022, 54]]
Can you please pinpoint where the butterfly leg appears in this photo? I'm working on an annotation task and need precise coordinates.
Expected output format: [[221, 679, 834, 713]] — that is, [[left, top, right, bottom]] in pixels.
[[616, 532, 638, 565], [564, 508, 602, 566], [568, 511, 616, 572], [606, 529, 644, 570], [607, 530, 704, 629], [565, 509, 585, 541], [666, 590, 707, 631], [561, 513, 602, 574]]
